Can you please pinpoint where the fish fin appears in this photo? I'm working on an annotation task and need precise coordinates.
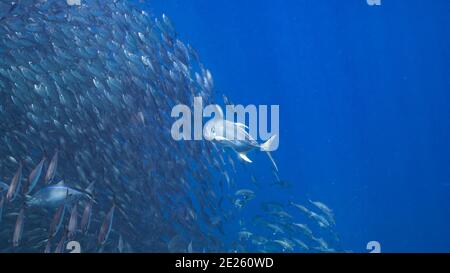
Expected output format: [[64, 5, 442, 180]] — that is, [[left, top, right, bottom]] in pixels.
[[85, 181, 95, 195], [235, 122, 249, 129], [238, 153, 252, 163], [211, 104, 224, 119], [260, 135, 278, 152], [79, 189, 97, 204], [85, 193, 98, 204], [266, 152, 279, 172]]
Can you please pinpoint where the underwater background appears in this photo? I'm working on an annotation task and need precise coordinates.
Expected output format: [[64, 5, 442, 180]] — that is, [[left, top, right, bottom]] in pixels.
[[148, 0, 450, 253], [0, 0, 449, 253]]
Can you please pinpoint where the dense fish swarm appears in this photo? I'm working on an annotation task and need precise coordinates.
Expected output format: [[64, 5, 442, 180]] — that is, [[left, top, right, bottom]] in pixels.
[[0, 0, 343, 253], [0, 0, 225, 252]]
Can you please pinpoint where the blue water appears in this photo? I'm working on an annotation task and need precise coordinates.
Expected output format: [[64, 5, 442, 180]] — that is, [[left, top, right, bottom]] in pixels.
[[146, 0, 450, 252]]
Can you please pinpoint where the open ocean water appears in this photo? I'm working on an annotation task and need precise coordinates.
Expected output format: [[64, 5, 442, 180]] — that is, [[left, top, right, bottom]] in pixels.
[[0, 0, 449, 253]]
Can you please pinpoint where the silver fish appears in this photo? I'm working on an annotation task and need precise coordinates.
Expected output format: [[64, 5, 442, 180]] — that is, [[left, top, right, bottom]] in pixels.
[[13, 208, 25, 248], [98, 203, 115, 245], [45, 150, 58, 184], [6, 163, 22, 202], [273, 238, 295, 252], [26, 157, 46, 194], [26, 183, 91, 208], [309, 199, 335, 226], [0, 194, 4, 224], [49, 203, 66, 237], [187, 241, 193, 253], [117, 234, 124, 253], [44, 239, 52, 253], [54, 234, 66, 253], [203, 111, 278, 170], [80, 199, 93, 234], [67, 204, 78, 240]]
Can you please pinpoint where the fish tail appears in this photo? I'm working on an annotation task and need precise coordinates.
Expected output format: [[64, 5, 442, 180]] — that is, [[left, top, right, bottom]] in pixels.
[[266, 152, 279, 172], [260, 135, 278, 152]]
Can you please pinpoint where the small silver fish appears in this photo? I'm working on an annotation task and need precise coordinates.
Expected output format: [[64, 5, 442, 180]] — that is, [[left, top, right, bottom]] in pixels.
[[80, 199, 93, 234], [49, 203, 66, 237], [44, 239, 52, 253], [187, 241, 193, 253], [45, 150, 58, 184], [98, 203, 115, 245], [118, 234, 124, 253], [13, 208, 25, 247], [26, 157, 46, 194], [68, 204, 78, 240], [6, 163, 22, 202], [0, 194, 4, 224], [54, 234, 66, 253], [66, 0, 81, 6], [309, 199, 335, 225]]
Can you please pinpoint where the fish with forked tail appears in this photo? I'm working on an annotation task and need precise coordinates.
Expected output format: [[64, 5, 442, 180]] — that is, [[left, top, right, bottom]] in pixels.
[[203, 107, 279, 171], [26, 181, 93, 208]]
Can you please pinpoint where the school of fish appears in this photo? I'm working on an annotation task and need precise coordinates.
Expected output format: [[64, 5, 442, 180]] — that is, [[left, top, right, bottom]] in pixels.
[[0, 0, 343, 253]]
